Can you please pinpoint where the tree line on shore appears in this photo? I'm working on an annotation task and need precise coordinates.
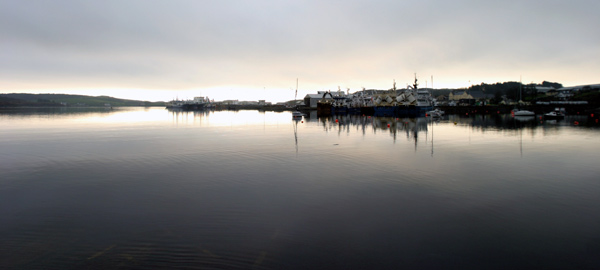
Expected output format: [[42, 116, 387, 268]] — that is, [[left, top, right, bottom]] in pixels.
[[431, 81, 599, 105], [0, 93, 166, 107]]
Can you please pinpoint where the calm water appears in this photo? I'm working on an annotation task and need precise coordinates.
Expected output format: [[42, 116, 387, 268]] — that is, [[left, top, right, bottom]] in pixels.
[[1, 107, 599, 269]]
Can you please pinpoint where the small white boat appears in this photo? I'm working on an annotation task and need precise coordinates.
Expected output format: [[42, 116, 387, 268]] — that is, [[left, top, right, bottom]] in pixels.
[[292, 111, 304, 118], [544, 108, 565, 119], [513, 77, 535, 117], [513, 108, 535, 116]]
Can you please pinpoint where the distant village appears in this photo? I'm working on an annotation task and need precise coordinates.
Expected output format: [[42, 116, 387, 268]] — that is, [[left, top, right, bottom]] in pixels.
[[214, 83, 600, 109]]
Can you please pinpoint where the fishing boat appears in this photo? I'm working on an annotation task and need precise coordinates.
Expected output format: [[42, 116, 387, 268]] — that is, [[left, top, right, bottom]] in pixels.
[[373, 75, 433, 117]]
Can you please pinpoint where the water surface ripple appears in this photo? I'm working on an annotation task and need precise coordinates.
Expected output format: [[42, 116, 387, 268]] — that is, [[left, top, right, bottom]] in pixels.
[[1, 107, 600, 269]]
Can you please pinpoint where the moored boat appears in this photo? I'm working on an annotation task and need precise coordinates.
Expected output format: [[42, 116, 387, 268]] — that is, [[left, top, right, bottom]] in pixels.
[[512, 77, 535, 117], [372, 75, 433, 117], [512, 108, 535, 116], [544, 108, 565, 119], [292, 111, 304, 118]]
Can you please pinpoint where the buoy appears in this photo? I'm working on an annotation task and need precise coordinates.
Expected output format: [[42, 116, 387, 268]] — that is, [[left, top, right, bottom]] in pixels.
[[335, 119, 338, 122], [301, 121, 303, 123], [591, 113, 595, 118], [454, 122, 457, 125], [497, 111, 500, 114], [466, 113, 468, 115], [387, 124, 390, 127], [574, 121, 579, 125]]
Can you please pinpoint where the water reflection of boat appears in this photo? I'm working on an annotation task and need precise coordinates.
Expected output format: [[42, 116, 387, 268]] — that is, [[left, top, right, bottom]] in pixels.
[[293, 118, 301, 154], [426, 108, 444, 117], [514, 115, 535, 122]]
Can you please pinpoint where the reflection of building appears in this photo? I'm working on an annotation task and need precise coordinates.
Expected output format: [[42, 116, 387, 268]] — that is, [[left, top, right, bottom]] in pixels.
[[313, 114, 431, 145]]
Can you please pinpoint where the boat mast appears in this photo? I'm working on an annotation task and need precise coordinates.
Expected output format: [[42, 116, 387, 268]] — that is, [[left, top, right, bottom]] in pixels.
[[413, 73, 418, 89], [519, 75, 522, 102]]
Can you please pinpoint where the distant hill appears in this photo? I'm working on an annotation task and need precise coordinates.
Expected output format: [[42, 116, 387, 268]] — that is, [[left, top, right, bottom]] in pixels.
[[0, 93, 166, 107]]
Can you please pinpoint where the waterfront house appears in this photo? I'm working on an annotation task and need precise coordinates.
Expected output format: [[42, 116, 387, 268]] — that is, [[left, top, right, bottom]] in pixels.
[[449, 90, 472, 101], [304, 91, 334, 108], [450, 90, 492, 105]]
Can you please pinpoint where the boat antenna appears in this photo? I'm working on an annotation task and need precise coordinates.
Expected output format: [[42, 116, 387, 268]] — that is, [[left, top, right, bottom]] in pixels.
[[295, 78, 298, 100], [519, 75, 522, 103]]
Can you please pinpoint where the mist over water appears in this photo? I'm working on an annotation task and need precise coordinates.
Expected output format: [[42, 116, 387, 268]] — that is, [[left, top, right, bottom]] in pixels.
[[1, 107, 600, 269]]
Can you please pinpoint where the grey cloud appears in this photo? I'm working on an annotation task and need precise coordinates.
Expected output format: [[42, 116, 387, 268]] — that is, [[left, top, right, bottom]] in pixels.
[[1, 0, 599, 91]]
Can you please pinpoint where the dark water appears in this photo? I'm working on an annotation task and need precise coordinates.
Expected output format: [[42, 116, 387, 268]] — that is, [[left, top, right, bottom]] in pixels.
[[1, 107, 600, 269]]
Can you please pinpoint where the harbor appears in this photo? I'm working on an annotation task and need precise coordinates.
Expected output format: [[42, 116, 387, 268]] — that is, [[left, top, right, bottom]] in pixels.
[[163, 78, 600, 126]]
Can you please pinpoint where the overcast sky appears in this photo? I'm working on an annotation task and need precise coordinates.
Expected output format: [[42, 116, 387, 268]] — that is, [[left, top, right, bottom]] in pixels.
[[1, 0, 598, 102]]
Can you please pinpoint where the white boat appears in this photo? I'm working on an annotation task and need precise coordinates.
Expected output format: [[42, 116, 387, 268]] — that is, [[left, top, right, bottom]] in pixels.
[[513, 108, 535, 116], [512, 77, 535, 117], [544, 108, 565, 119], [292, 111, 304, 118]]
